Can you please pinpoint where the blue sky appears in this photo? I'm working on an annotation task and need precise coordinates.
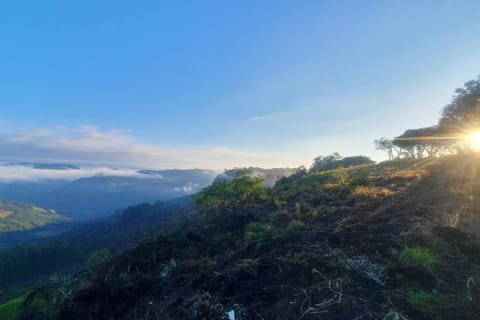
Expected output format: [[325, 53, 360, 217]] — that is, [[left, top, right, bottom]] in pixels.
[[1, 1, 480, 169]]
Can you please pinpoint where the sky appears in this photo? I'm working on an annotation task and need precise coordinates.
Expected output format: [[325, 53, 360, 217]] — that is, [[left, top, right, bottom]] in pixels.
[[1, 1, 480, 170]]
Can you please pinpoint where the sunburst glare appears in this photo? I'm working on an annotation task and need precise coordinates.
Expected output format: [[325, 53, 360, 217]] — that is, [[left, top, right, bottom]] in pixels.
[[469, 132, 480, 150]]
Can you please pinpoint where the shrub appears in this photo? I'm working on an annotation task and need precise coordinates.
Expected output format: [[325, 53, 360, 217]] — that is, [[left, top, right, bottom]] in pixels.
[[401, 246, 436, 270], [276, 220, 305, 244], [270, 210, 290, 224], [245, 222, 274, 250], [198, 257, 217, 270], [351, 186, 394, 201], [350, 171, 370, 186], [406, 290, 443, 318], [195, 177, 269, 213], [332, 167, 349, 186], [286, 250, 312, 269], [87, 248, 112, 274], [272, 197, 286, 209]]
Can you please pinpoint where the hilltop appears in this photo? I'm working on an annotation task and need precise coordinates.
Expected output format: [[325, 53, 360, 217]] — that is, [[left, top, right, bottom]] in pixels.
[[213, 167, 298, 187], [0, 201, 67, 233], [9, 154, 480, 320]]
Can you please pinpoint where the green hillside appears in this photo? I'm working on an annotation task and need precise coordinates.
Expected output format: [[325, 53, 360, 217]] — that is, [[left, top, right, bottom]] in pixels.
[[11, 154, 480, 320], [0, 201, 67, 233]]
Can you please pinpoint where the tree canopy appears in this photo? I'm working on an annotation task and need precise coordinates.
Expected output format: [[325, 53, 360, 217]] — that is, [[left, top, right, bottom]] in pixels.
[[195, 176, 269, 214], [310, 153, 374, 172], [376, 75, 480, 159]]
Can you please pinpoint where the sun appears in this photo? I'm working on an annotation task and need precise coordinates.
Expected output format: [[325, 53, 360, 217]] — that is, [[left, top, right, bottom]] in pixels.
[[470, 132, 480, 150]]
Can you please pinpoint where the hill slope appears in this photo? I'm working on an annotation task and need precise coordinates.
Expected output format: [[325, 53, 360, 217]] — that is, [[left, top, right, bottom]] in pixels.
[[13, 155, 480, 319], [0, 198, 192, 288], [0, 200, 67, 233]]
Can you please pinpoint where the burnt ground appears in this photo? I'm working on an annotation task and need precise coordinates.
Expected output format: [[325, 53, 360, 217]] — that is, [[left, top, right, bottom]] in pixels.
[[20, 155, 480, 319]]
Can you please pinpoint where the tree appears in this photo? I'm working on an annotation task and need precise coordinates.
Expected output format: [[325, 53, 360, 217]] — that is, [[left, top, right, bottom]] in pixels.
[[374, 137, 395, 160], [376, 75, 480, 159], [341, 156, 375, 167], [310, 153, 343, 171], [440, 76, 480, 130], [194, 177, 271, 232], [195, 176, 269, 215], [310, 153, 374, 172], [393, 128, 429, 159]]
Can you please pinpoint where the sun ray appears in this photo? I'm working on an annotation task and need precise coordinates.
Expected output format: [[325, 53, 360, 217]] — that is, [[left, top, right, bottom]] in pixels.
[[469, 132, 480, 150]]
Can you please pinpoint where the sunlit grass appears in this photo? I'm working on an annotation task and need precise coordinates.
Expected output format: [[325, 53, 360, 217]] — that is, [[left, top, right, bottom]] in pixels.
[[351, 186, 394, 200]]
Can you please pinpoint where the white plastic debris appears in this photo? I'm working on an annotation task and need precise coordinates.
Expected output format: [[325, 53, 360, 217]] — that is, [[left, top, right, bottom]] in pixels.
[[227, 310, 235, 320], [169, 257, 177, 269]]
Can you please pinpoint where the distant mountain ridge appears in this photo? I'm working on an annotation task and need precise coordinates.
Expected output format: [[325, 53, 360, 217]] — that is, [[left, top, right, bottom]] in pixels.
[[36, 171, 214, 218], [0, 165, 217, 219], [5, 162, 80, 170]]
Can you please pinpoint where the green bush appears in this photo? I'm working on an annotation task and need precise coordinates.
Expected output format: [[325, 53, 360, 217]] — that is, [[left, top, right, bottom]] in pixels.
[[350, 171, 370, 186], [406, 290, 443, 318], [195, 177, 269, 213], [245, 222, 274, 250], [276, 220, 305, 244], [87, 248, 112, 274], [332, 167, 349, 186], [272, 197, 286, 209], [401, 246, 436, 269], [285, 250, 313, 269], [198, 257, 217, 270]]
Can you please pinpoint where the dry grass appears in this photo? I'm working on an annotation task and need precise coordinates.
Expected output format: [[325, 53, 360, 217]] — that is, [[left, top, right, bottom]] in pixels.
[[0, 210, 12, 219], [351, 186, 395, 201]]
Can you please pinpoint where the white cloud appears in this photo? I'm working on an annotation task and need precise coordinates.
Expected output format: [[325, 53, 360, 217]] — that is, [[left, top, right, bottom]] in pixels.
[[173, 184, 197, 193], [247, 113, 282, 122], [0, 166, 141, 183], [0, 126, 302, 173]]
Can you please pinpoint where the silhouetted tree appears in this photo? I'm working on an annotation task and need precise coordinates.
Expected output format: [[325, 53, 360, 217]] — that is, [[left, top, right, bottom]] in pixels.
[[440, 76, 480, 131], [310, 153, 374, 172], [376, 76, 480, 159], [374, 137, 395, 160]]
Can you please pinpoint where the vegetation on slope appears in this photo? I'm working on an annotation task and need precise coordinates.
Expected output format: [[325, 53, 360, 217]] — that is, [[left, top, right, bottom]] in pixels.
[[11, 154, 480, 319], [0, 200, 186, 288], [0, 201, 67, 233]]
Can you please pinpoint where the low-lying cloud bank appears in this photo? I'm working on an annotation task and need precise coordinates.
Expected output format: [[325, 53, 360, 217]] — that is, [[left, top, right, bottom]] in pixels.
[[0, 165, 144, 183], [0, 126, 301, 181]]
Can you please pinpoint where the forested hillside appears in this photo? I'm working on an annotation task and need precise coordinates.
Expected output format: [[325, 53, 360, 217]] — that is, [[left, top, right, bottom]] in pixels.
[[7, 154, 480, 319], [0, 200, 188, 289], [0, 201, 67, 233]]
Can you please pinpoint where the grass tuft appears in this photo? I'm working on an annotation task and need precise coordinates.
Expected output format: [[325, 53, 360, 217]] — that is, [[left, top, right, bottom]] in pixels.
[[401, 246, 436, 269], [406, 289, 443, 318]]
